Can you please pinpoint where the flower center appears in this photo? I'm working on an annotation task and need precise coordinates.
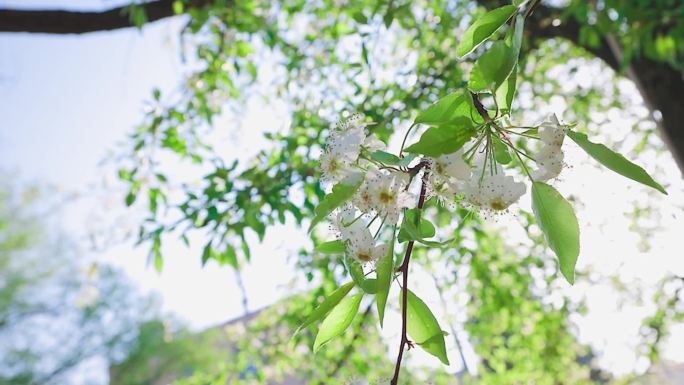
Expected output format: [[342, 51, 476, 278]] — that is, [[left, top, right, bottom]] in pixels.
[[378, 190, 395, 204], [489, 197, 507, 211], [357, 253, 373, 262]]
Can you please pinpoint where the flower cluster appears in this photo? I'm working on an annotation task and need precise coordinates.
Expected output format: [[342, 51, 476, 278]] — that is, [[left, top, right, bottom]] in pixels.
[[317, 113, 569, 263], [318, 117, 417, 264], [319, 114, 382, 183]]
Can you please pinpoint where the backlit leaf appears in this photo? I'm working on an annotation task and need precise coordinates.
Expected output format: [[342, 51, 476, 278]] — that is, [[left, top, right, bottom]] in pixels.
[[456, 5, 518, 57], [404, 121, 477, 157], [531, 182, 580, 284], [308, 173, 364, 232], [402, 290, 449, 364], [313, 292, 363, 351], [295, 281, 355, 335], [566, 130, 667, 194]]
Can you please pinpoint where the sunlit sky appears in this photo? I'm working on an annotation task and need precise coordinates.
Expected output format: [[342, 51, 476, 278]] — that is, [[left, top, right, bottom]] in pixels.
[[1, 0, 683, 383]]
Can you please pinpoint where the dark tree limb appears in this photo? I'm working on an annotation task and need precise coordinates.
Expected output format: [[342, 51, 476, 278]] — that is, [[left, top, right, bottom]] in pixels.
[[0, 0, 209, 34]]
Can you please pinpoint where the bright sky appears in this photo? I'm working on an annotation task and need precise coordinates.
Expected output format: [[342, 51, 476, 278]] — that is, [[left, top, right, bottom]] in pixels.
[[1, 1, 683, 383]]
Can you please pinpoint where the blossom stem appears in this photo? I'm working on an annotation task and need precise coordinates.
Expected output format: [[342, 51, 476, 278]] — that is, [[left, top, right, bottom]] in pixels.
[[366, 214, 379, 228], [399, 123, 417, 156], [503, 128, 540, 140], [390, 169, 430, 385], [501, 136, 534, 181], [374, 215, 387, 239], [344, 212, 366, 227]]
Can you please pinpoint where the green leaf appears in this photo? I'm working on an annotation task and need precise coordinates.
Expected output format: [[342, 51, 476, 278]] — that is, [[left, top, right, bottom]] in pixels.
[[376, 226, 395, 327], [492, 136, 512, 164], [402, 290, 449, 365], [370, 150, 401, 165], [531, 182, 580, 284], [216, 245, 238, 269], [566, 130, 667, 194], [495, 63, 517, 113], [315, 240, 346, 254], [414, 93, 481, 125], [404, 121, 477, 157], [398, 209, 436, 243], [398, 153, 418, 167], [308, 173, 364, 232], [313, 292, 363, 352], [456, 5, 518, 57], [201, 243, 212, 266], [125, 190, 137, 207], [345, 255, 378, 294], [295, 281, 355, 336], [469, 15, 524, 92]]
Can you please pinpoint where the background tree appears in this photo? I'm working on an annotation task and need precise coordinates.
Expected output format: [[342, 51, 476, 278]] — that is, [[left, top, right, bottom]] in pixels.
[[0, 183, 156, 385]]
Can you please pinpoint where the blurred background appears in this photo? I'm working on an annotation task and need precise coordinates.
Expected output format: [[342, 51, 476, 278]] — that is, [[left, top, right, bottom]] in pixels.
[[1, 0, 683, 384]]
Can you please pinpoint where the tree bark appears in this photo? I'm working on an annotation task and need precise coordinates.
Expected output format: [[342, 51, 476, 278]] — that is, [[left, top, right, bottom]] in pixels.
[[0, 0, 208, 34]]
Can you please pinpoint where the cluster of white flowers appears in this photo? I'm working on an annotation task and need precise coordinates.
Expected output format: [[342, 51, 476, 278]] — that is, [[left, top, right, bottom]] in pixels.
[[426, 148, 527, 211], [532, 114, 565, 182], [334, 209, 389, 263], [319, 114, 382, 183], [319, 116, 417, 264], [318, 113, 569, 261]]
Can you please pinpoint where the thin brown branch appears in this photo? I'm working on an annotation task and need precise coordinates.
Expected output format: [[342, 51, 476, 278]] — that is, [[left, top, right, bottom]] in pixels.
[[390, 169, 430, 385]]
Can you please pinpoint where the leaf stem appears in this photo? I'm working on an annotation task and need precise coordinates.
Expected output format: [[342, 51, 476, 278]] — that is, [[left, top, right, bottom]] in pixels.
[[399, 123, 417, 156], [390, 168, 430, 385]]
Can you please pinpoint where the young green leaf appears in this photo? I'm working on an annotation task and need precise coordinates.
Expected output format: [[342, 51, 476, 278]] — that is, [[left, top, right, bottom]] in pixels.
[[531, 182, 580, 284], [295, 281, 355, 335], [376, 226, 395, 327], [414, 93, 481, 125], [492, 136, 512, 164], [495, 63, 517, 113], [370, 150, 401, 165], [469, 15, 524, 92], [402, 290, 450, 365], [315, 240, 346, 254], [398, 153, 418, 167], [404, 121, 477, 157], [398, 208, 436, 243], [456, 5, 518, 57], [308, 173, 364, 232], [313, 292, 363, 352], [345, 255, 378, 294], [566, 130, 667, 194]]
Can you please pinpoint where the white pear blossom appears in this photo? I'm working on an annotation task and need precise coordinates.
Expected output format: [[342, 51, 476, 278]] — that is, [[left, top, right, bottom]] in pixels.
[[362, 135, 385, 152], [319, 150, 356, 183], [352, 174, 376, 214], [538, 114, 565, 146], [366, 171, 416, 222], [432, 149, 470, 180], [463, 172, 526, 210], [463, 157, 526, 210], [427, 149, 471, 201], [532, 114, 566, 181], [319, 118, 368, 183], [333, 210, 388, 263]]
